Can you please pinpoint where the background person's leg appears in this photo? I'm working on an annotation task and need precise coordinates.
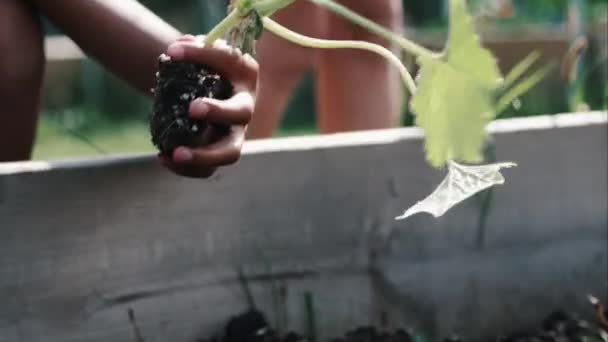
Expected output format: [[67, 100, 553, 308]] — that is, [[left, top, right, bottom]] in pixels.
[[247, 1, 321, 139], [0, 0, 45, 161], [316, 0, 404, 133]]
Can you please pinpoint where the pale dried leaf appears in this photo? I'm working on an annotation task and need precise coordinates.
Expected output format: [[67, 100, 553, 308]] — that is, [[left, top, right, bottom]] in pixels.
[[395, 161, 516, 220]]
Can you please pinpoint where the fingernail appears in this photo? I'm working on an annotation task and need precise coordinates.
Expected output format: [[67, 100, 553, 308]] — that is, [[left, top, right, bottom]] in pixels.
[[167, 44, 184, 59], [173, 147, 193, 163], [190, 99, 210, 117]]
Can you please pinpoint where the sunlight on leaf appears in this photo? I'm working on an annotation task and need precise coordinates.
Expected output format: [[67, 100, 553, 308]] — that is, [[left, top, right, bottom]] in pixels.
[[411, 0, 502, 168], [395, 161, 516, 221]]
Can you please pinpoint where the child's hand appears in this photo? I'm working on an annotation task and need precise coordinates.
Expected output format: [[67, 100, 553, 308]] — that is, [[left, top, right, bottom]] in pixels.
[[159, 35, 258, 178]]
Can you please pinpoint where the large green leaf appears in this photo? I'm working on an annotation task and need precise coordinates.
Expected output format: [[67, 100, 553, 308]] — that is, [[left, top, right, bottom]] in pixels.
[[411, 0, 502, 168]]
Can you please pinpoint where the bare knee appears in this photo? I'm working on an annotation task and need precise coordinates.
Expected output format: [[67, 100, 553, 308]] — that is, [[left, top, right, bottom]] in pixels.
[[0, 0, 45, 90]]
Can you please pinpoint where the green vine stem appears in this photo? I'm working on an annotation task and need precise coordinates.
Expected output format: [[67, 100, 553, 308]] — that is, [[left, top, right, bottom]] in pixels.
[[201, 0, 418, 94], [262, 17, 417, 94], [203, 0, 294, 47], [204, 8, 241, 45], [308, 0, 437, 60]]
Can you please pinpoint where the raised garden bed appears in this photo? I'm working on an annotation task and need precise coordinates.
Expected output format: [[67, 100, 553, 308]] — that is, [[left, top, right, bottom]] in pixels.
[[0, 112, 606, 342]]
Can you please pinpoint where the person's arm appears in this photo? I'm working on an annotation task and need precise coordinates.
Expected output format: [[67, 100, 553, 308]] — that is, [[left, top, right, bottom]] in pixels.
[[0, 0, 45, 161], [31, 0, 181, 94], [33, 2, 258, 178]]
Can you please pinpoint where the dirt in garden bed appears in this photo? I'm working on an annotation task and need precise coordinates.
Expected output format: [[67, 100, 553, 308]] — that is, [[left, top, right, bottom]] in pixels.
[[195, 299, 608, 342]]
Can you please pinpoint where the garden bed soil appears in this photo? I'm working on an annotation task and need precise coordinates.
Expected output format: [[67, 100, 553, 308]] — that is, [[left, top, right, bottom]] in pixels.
[[195, 299, 608, 342]]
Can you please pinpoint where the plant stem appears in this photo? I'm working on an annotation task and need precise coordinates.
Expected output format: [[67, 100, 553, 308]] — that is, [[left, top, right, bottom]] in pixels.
[[502, 51, 541, 90], [204, 8, 241, 46], [262, 17, 417, 94], [496, 63, 555, 113], [307, 0, 437, 60]]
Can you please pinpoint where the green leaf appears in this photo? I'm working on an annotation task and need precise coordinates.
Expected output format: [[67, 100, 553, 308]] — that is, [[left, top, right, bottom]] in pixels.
[[411, 0, 502, 168]]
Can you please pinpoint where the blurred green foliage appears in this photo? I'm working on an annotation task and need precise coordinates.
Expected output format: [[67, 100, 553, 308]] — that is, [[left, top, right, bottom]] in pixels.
[[37, 0, 607, 159], [403, 0, 608, 26]]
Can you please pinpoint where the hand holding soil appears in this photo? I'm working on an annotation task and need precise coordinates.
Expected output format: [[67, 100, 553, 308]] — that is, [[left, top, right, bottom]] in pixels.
[[152, 35, 258, 178]]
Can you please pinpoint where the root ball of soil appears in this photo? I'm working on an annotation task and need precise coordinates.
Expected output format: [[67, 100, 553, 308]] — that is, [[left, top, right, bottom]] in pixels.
[[150, 54, 234, 156]]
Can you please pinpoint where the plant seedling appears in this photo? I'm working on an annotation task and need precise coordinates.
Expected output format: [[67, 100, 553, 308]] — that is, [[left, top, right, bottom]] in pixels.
[[151, 0, 547, 220]]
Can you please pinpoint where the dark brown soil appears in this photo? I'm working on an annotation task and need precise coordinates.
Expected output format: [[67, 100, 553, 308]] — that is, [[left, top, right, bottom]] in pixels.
[[196, 307, 607, 342], [150, 54, 234, 156], [493, 310, 606, 342]]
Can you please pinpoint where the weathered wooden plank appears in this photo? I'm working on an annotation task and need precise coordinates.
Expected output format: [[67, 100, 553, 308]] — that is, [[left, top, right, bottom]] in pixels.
[[0, 112, 606, 341]]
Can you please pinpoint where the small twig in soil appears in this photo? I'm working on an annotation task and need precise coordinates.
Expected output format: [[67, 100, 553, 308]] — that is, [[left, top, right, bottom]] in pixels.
[[304, 291, 317, 342], [278, 281, 289, 333], [127, 308, 146, 342], [474, 139, 497, 250], [237, 267, 256, 309], [589, 295, 608, 331]]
